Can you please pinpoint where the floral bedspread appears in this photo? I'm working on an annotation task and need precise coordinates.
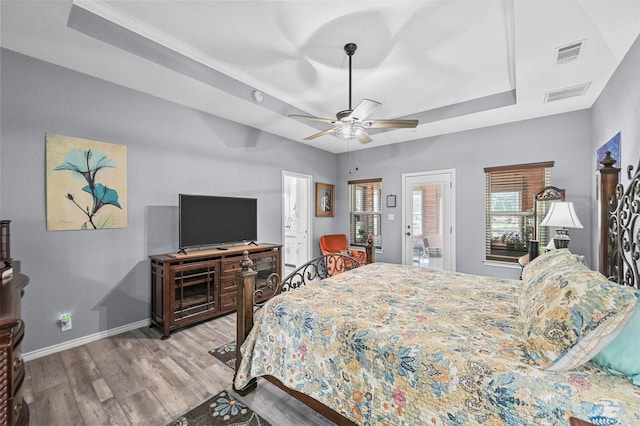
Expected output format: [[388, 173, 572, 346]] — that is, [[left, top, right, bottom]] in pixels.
[[234, 263, 640, 425]]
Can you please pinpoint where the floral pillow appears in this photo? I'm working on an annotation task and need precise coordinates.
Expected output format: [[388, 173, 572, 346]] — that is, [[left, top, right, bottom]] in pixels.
[[521, 250, 580, 289], [520, 251, 638, 370], [519, 249, 581, 315]]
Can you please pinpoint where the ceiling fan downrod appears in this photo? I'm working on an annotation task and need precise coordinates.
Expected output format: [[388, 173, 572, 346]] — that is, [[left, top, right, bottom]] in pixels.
[[344, 43, 357, 111]]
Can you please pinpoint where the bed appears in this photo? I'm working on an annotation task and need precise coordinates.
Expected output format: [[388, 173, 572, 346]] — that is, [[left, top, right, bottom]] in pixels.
[[232, 152, 640, 425]]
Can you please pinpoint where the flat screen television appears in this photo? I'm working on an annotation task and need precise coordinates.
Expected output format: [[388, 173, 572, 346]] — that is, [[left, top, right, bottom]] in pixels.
[[179, 194, 257, 250]]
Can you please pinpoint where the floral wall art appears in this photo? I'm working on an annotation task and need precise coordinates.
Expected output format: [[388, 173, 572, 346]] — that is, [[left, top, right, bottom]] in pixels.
[[46, 134, 127, 230]]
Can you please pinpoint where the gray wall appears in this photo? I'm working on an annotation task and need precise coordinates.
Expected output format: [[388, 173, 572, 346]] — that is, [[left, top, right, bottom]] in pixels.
[[336, 111, 594, 279], [4, 29, 637, 353], [0, 49, 338, 353], [590, 33, 640, 268]]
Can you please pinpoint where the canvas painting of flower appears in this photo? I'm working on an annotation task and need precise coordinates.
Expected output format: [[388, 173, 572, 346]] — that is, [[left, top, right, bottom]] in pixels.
[[46, 134, 127, 230]]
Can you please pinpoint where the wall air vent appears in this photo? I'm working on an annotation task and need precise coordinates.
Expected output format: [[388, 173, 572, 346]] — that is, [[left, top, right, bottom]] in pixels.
[[544, 82, 591, 103], [555, 40, 585, 65]]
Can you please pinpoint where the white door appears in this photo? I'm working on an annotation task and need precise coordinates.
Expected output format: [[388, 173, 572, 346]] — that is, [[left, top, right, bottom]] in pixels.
[[402, 170, 456, 271], [282, 171, 312, 276]]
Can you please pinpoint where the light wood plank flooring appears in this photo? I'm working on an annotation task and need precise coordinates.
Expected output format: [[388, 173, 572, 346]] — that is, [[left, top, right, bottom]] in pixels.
[[23, 313, 333, 426]]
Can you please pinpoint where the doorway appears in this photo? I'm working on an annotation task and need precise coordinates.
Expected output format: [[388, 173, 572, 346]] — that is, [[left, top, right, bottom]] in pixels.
[[282, 171, 312, 276], [402, 170, 456, 271]]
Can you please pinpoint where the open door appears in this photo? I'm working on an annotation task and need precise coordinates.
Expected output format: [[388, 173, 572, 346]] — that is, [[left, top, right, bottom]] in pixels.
[[282, 171, 312, 276]]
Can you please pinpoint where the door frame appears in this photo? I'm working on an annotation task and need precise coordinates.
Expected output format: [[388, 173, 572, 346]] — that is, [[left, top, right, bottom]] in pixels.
[[281, 171, 313, 271], [401, 169, 456, 271]]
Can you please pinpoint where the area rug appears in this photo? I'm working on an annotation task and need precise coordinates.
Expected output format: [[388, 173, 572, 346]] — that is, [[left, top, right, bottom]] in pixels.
[[209, 341, 236, 370], [168, 389, 271, 426]]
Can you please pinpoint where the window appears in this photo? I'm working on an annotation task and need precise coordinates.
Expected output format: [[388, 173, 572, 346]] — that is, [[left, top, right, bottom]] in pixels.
[[484, 162, 553, 262], [349, 179, 382, 247]]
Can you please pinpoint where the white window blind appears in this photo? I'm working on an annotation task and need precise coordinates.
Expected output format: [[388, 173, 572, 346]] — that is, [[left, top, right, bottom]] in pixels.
[[349, 179, 382, 247], [484, 162, 553, 262]]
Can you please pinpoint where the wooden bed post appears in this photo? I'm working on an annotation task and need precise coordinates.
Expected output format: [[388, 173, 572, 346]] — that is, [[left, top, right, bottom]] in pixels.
[[233, 251, 257, 395], [598, 151, 619, 277], [366, 234, 375, 264]]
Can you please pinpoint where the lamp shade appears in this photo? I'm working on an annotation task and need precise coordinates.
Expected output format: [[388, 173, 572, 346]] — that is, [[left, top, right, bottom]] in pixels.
[[540, 201, 583, 229]]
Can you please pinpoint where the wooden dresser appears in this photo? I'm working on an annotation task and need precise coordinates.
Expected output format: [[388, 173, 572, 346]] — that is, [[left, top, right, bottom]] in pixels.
[[0, 271, 29, 426]]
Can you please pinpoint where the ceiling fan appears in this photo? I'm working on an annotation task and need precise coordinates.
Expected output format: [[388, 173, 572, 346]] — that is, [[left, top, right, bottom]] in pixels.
[[289, 43, 419, 144]]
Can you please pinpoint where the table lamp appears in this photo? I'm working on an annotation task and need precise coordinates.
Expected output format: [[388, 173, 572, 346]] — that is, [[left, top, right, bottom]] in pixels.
[[539, 201, 583, 249]]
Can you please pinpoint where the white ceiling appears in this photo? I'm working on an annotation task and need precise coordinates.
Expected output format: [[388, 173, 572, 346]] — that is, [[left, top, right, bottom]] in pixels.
[[2, 1, 640, 153]]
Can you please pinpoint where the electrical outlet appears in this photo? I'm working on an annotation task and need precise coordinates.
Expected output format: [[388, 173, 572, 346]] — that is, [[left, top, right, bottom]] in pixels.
[[60, 313, 72, 331]]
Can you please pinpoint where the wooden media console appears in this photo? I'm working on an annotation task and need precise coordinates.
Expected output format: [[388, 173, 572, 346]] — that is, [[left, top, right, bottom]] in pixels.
[[149, 243, 281, 339]]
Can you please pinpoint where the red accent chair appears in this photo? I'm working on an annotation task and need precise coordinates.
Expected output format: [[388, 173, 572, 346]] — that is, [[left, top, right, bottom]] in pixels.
[[319, 234, 367, 266]]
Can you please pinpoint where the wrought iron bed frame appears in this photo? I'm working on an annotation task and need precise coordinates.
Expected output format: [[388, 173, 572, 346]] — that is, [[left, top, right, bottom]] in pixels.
[[599, 150, 640, 289], [231, 155, 640, 426]]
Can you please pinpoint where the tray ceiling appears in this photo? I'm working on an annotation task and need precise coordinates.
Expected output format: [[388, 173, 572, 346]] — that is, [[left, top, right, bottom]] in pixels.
[[2, 1, 640, 153]]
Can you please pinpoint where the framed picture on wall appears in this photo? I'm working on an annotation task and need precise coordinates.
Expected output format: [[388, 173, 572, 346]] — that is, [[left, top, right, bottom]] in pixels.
[[46, 134, 127, 231], [386, 195, 396, 208], [316, 182, 334, 217]]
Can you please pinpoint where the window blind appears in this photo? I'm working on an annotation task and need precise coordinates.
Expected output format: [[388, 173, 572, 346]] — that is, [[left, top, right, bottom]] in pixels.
[[348, 178, 382, 247], [484, 162, 553, 262]]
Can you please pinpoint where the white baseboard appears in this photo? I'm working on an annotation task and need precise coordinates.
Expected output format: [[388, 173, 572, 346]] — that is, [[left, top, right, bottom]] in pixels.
[[23, 318, 151, 362]]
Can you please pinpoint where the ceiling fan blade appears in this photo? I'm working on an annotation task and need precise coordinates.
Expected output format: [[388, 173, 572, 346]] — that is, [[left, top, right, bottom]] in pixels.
[[364, 119, 419, 129], [289, 114, 336, 124], [304, 127, 338, 140], [358, 131, 373, 144], [349, 99, 381, 121]]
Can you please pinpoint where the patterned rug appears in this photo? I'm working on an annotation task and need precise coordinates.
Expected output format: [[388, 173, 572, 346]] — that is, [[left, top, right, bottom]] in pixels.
[[168, 389, 271, 426], [209, 341, 236, 370]]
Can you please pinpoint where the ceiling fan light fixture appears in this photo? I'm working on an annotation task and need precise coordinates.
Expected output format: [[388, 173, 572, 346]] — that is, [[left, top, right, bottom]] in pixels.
[[334, 122, 364, 141], [289, 42, 418, 143]]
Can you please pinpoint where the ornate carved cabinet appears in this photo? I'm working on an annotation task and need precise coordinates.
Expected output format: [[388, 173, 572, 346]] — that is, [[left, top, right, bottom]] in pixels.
[[0, 272, 29, 426]]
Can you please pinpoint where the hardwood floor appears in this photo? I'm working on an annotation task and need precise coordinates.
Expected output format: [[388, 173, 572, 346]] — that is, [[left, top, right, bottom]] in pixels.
[[23, 313, 333, 426]]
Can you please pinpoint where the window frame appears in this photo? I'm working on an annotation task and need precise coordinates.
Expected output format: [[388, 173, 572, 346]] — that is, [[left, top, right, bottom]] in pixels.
[[348, 178, 382, 248], [484, 161, 553, 263]]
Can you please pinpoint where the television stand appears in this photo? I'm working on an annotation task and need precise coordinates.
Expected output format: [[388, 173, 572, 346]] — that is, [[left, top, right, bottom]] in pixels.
[[149, 243, 282, 338], [177, 248, 187, 255], [248, 241, 258, 246]]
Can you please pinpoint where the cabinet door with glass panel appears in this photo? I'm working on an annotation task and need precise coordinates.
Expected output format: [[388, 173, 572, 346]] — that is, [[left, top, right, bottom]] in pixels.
[[171, 259, 218, 322], [252, 250, 281, 303]]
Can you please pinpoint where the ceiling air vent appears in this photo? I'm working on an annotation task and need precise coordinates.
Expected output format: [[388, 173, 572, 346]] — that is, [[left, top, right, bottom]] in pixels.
[[544, 82, 591, 103], [555, 40, 585, 65]]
